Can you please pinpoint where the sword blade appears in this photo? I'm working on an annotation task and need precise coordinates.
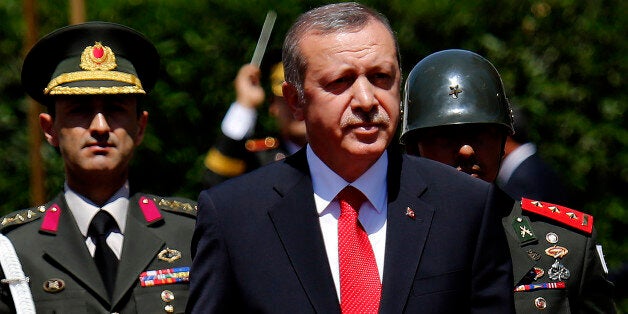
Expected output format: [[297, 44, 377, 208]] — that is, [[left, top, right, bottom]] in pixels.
[[250, 10, 277, 67]]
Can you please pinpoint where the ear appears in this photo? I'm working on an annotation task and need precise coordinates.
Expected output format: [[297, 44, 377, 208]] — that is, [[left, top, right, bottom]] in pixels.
[[282, 81, 305, 121], [39, 113, 58, 147], [134, 111, 149, 146]]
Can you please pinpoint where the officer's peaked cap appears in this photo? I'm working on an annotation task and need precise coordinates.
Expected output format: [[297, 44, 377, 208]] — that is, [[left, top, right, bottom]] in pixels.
[[22, 21, 159, 105]]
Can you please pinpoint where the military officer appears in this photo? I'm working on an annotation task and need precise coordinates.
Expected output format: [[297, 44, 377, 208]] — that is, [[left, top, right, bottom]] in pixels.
[[0, 22, 196, 313], [203, 61, 307, 188], [400, 49, 616, 313]]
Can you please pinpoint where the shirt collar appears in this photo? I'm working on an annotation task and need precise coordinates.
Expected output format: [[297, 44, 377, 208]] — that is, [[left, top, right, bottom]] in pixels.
[[307, 144, 388, 215], [64, 182, 130, 236], [496, 142, 537, 186]]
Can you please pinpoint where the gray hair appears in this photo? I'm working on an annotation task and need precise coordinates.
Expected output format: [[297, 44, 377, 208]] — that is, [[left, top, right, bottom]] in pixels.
[[282, 2, 400, 102]]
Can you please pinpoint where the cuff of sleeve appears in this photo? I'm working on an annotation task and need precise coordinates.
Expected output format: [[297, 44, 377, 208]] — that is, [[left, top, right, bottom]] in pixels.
[[221, 102, 258, 140]]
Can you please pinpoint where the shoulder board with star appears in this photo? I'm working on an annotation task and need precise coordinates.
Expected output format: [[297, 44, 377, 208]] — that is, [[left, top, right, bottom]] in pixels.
[[150, 195, 197, 218], [0, 206, 47, 232], [245, 137, 279, 152], [521, 197, 593, 235]]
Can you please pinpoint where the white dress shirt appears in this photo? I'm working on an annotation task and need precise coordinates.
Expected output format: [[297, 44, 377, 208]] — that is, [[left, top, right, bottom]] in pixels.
[[64, 182, 130, 259], [306, 145, 388, 300]]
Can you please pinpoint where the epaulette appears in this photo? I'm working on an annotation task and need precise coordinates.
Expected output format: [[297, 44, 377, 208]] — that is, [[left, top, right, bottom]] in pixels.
[[521, 198, 593, 235], [151, 196, 197, 218], [0, 206, 47, 232], [245, 137, 279, 152]]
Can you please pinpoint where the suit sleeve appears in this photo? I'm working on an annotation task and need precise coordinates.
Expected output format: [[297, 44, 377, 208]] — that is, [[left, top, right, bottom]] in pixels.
[[187, 190, 241, 313], [471, 184, 516, 313], [578, 228, 617, 313]]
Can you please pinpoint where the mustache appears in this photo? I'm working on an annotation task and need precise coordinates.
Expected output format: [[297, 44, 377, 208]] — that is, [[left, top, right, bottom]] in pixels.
[[340, 109, 390, 128]]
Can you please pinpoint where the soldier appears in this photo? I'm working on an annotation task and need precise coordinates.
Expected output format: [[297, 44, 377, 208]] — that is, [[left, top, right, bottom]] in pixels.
[[400, 49, 615, 313], [0, 22, 196, 313], [202, 61, 307, 188]]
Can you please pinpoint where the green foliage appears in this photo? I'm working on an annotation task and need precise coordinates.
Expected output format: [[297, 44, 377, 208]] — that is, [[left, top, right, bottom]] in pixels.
[[1, 0, 626, 309]]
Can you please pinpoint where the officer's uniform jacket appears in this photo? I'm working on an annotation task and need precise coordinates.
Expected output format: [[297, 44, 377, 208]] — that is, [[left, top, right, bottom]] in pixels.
[[0, 192, 196, 314], [203, 133, 292, 188], [504, 198, 615, 313]]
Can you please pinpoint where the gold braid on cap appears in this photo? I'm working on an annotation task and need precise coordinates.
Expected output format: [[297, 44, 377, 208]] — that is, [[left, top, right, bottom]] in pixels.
[[43, 42, 145, 96]]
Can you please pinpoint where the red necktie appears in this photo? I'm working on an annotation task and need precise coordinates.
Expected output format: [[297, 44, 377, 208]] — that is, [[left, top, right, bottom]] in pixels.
[[337, 186, 381, 314]]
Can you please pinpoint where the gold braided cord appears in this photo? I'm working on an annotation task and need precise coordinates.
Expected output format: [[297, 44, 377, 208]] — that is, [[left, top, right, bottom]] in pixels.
[[44, 70, 144, 95], [204, 148, 246, 177], [47, 85, 146, 96]]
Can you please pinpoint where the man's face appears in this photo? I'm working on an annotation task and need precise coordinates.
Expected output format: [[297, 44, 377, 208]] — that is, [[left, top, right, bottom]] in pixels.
[[40, 95, 147, 182], [285, 20, 401, 180], [414, 124, 506, 182]]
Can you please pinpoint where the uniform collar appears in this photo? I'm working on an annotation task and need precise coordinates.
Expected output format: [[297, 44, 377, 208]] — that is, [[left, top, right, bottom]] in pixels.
[[64, 182, 130, 236]]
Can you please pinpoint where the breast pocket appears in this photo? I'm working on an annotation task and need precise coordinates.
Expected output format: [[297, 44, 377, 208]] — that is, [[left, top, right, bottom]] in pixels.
[[35, 300, 88, 314], [411, 269, 467, 297], [33, 284, 92, 314], [133, 284, 190, 314], [514, 289, 570, 312]]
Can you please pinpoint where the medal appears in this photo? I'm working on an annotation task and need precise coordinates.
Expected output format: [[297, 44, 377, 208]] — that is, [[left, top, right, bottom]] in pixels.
[[548, 259, 571, 280], [545, 232, 559, 244], [527, 249, 541, 261], [545, 245, 569, 259]]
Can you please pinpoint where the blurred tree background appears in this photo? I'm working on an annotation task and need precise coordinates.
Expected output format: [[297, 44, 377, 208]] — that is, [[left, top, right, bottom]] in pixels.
[[1, 0, 626, 310]]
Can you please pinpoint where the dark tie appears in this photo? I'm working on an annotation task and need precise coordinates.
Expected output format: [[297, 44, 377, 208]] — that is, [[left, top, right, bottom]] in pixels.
[[337, 186, 381, 314], [88, 210, 119, 298]]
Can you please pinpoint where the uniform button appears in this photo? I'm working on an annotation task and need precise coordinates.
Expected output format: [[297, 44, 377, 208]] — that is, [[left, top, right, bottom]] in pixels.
[[534, 296, 547, 309], [164, 305, 174, 313]]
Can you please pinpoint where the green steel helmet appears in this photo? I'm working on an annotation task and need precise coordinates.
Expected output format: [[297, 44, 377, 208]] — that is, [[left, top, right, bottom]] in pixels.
[[400, 49, 514, 144]]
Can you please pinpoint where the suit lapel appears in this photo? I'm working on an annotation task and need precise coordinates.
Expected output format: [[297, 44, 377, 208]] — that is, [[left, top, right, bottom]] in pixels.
[[380, 155, 434, 313], [42, 195, 110, 304], [267, 151, 341, 313], [112, 194, 165, 306]]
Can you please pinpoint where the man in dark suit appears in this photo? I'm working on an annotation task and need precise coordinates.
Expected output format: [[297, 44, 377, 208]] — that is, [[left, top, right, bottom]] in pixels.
[[496, 106, 573, 206], [0, 22, 196, 313], [188, 3, 514, 313], [400, 49, 615, 313]]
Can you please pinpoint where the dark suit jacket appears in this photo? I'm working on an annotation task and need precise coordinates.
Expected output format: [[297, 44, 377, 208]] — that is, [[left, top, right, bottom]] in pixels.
[[0, 193, 196, 314], [188, 149, 514, 313], [500, 152, 572, 207]]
